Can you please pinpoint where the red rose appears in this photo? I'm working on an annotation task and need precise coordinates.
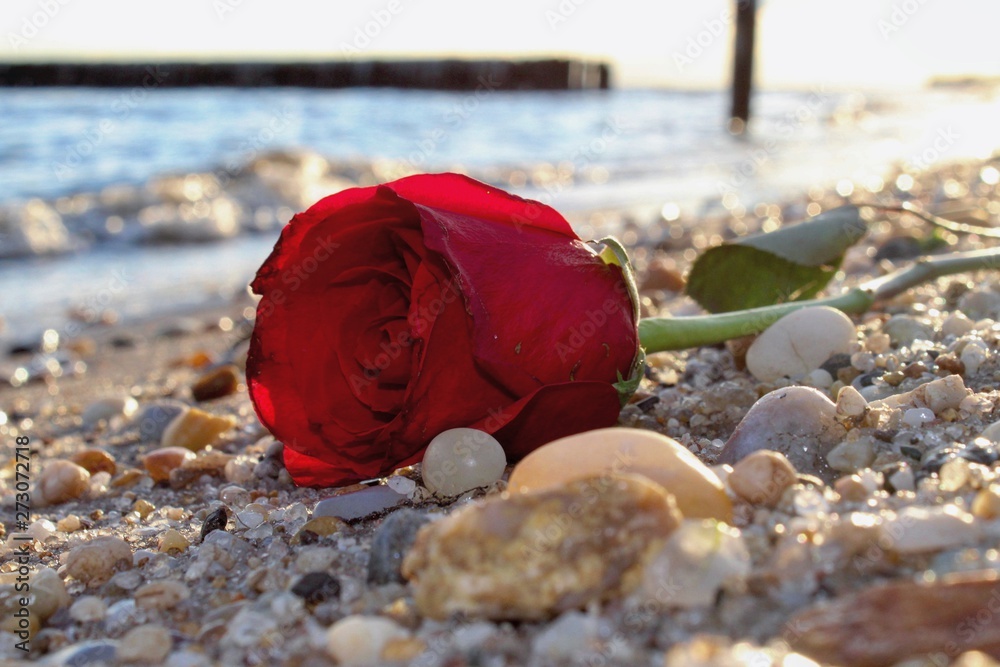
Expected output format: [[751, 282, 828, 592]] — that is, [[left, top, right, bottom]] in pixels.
[[247, 173, 640, 486]]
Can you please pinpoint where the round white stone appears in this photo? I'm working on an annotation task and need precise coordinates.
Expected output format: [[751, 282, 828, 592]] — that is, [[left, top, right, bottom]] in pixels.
[[326, 615, 408, 664], [421, 428, 506, 497], [746, 306, 857, 382]]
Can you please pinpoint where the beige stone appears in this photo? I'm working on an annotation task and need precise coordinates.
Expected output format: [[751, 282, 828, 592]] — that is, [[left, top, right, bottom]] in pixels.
[[143, 447, 195, 483], [508, 427, 731, 522], [727, 450, 797, 507], [160, 407, 236, 451], [135, 580, 191, 610], [117, 623, 172, 664], [64, 536, 132, 587], [37, 460, 90, 506], [870, 374, 969, 414], [403, 473, 682, 620]]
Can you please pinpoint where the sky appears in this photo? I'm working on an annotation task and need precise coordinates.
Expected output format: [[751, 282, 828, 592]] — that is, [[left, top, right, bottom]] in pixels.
[[1, 0, 998, 89]]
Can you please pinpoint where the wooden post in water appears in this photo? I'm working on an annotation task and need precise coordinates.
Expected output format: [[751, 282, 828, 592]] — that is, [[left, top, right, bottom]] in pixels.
[[729, 0, 756, 134]]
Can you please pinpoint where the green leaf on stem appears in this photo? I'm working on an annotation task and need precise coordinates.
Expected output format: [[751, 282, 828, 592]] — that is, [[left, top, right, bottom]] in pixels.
[[686, 205, 867, 313]]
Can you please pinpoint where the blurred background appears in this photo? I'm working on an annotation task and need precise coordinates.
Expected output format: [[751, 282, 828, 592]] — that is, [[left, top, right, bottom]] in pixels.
[[1, 0, 999, 346]]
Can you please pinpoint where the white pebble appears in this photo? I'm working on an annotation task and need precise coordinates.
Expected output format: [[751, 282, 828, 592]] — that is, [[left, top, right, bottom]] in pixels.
[[421, 428, 506, 497], [879, 505, 979, 553], [960, 340, 988, 376], [69, 595, 108, 622], [386, 475, 417, 496], [902, 407, 934, 428], [941, 312, 975, 338], [745, 306, 856, 382], [803, 368, 833, 389], [532, 612, 597, 659], [81, 396, 138, 427], [326, 615, 409, 664], [826, 437, 876, 473], [835, 385, 868, 420]]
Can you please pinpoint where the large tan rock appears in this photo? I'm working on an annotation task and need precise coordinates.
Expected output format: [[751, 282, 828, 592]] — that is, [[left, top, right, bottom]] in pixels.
[[402, 473, 681, 620], [508, 427, 731, 522]]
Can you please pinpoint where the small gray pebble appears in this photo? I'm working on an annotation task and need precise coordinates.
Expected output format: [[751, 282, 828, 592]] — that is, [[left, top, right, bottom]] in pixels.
[[133, 400, 188, 443], [367, 509, 431, 585], [45, 640, 118, 666], [314, 485, 406, 522]]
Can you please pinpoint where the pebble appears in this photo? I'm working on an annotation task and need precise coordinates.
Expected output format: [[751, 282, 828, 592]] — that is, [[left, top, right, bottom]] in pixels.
[[402, 473, 681, 620], [941, 311, 976, 338], [158, 528, 190, 554], [133, 400, 188, 443], [116, 623, 173, 664], [882, 314, 934, 347], [294, 546, 336, 573], [531, 611, 597, 659], [386, 474, 417, 497], [64, 536, 132, 587], [57, 514, 82, 532], [38, 460, 91, 506], [421, 428, 507, 497], [160, 407, 236, 451], [789, 575, 1000, 665], [971, 485, 1000, 519], [326, 615, 410, 665], [879, 505, 979, 553], [960, 339, 989, 376], [727, 450, 798, 506], [43, 640, 118, 667], [871, 374, 969, 413], [31, 567, 71, 620], [135, 580, 191, 610], [314, 485, 407, 522], [825, 436, 876, 473], [630, 519, 750, 609], [190, 364, 240, 402], [290, 571, 341, 605], [367, 509, 432, 585], [292, 516, 347, 544], [508, 427, 732, 522], [68, 595, 108, 622], [81, 395, 138, 427], [745, 306, 857, 382], [70, 448, 117, 476], [169, 450, 234, 488], [143, 447, 196, 483], [718, 387, 847, 481], [902, 407, 935, 427], [834, 385, 868, 421], [200, 507, 228, 541], [959, 288, 1000, 320]]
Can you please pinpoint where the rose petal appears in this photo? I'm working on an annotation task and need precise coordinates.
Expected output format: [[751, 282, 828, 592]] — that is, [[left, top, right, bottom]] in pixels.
[[418, 206, 637, 397]]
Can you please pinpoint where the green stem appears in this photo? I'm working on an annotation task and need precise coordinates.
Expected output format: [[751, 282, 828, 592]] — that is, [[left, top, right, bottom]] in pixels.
[[639, 247, 1000, 353]]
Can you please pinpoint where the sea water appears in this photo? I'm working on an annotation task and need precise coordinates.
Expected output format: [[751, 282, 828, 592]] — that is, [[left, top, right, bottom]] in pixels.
[[1, 85, 998, 342]]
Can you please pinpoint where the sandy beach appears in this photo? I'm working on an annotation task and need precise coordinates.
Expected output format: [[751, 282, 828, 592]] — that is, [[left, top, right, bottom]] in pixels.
[[3, 151, 1000, 666]]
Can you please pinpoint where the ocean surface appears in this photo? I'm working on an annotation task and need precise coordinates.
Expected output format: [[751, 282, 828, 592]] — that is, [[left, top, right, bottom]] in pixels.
[[2, 85, 999, 344]]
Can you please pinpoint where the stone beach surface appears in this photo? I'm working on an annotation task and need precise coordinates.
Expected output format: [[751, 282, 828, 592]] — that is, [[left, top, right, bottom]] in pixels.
[[3, 154, 1000, 666]]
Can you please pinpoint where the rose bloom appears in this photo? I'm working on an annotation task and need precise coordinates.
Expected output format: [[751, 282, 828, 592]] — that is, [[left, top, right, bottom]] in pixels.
[[247, 173, 639, 486]]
